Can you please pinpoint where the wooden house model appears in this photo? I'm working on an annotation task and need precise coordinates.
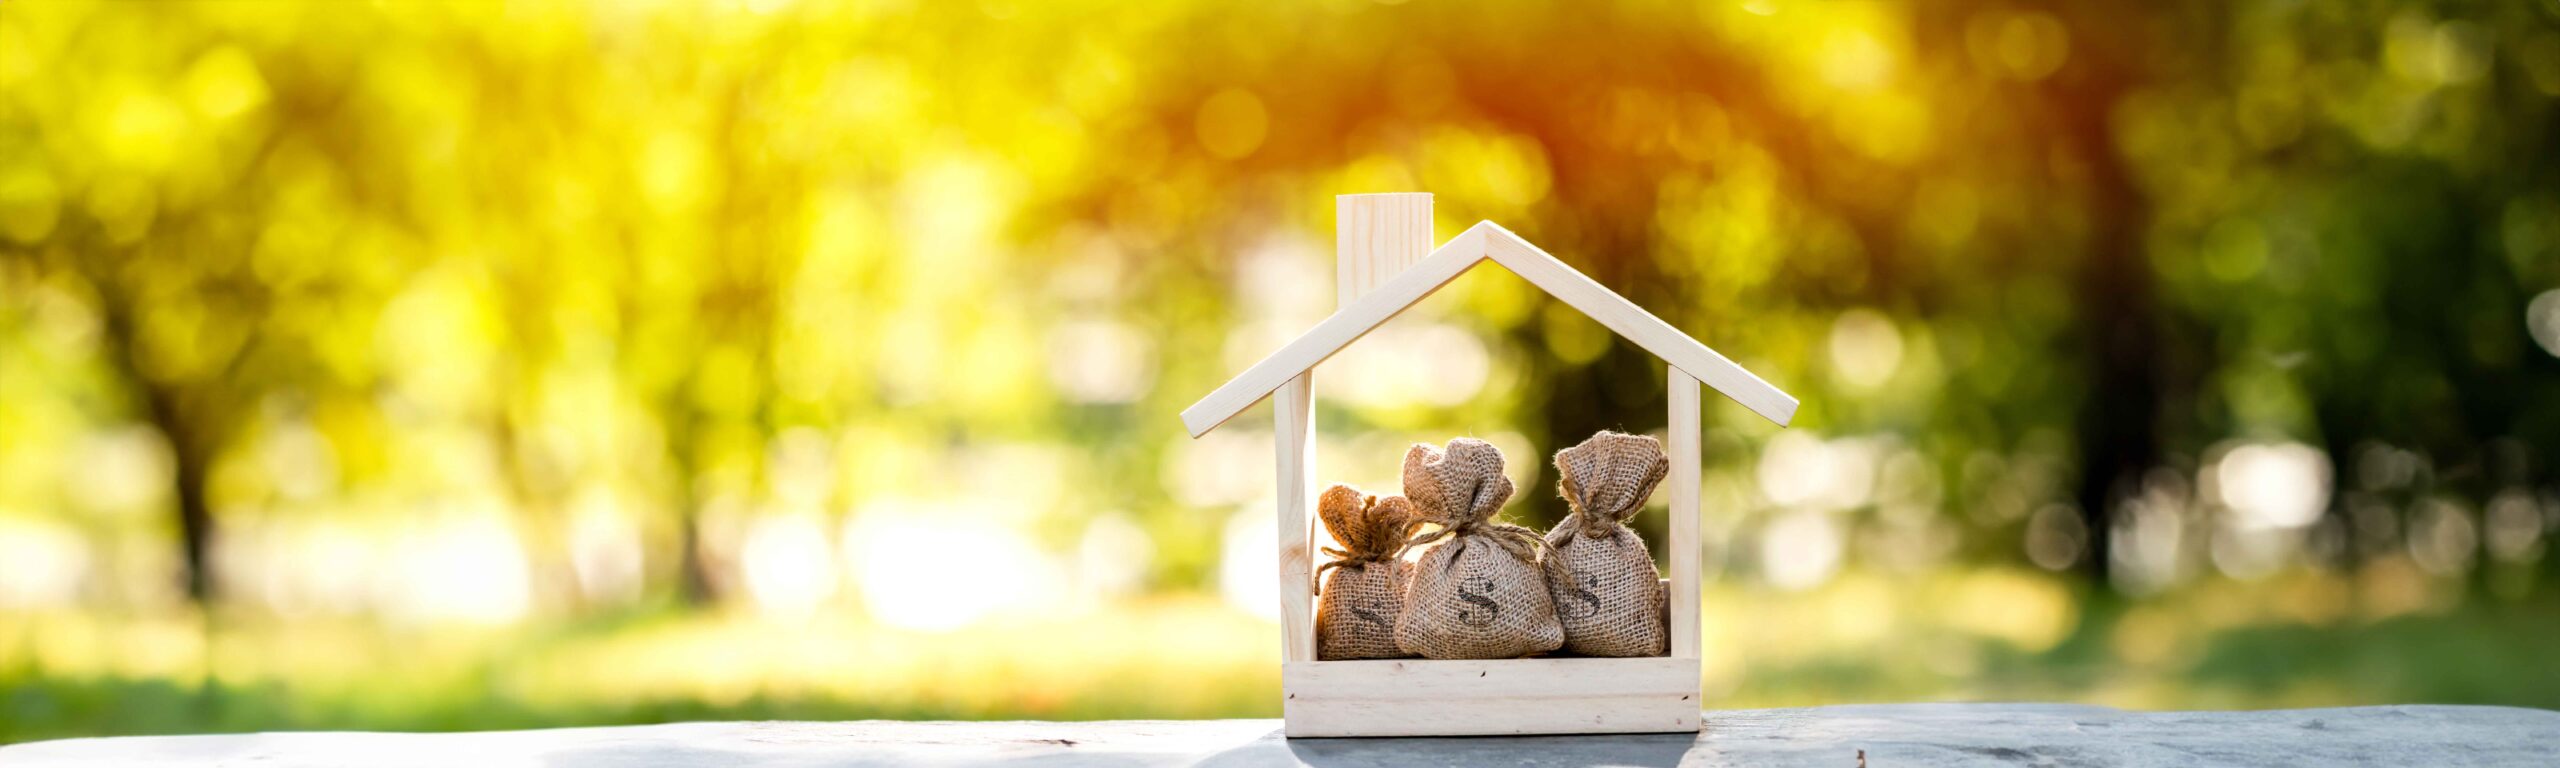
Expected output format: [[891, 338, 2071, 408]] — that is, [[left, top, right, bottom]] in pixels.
[[1179, 193, 1798, 737]]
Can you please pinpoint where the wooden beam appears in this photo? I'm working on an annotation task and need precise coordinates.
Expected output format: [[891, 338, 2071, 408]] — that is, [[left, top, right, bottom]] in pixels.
[[1482, 223, 1798, 427], [1178, 222, 1491, 437], [1274, 373, 1315, 663], [1667, 368, 1703, 660]]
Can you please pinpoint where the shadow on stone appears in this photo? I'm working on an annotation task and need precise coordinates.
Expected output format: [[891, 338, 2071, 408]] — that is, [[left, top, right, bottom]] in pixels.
[[539, 741, 784, 768], [1204, 728, 1695, 768]]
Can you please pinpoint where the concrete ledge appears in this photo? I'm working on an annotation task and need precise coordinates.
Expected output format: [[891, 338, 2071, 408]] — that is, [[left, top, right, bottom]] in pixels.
[[5, 703, 2556, 767]]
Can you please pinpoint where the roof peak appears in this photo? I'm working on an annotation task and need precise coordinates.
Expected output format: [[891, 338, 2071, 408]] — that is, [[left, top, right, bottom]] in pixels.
[[1178, 220, 1796, 437]]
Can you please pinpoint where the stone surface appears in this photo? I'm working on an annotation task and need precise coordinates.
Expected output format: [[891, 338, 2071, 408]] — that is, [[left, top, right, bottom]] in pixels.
[[4, 703, 2556, 767]]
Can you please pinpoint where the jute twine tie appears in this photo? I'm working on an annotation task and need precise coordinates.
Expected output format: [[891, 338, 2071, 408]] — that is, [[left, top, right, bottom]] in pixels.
[[1399, 437, 1553, 577], [1315, 485, 1416, 578], [1553, 430, 1669, 538]]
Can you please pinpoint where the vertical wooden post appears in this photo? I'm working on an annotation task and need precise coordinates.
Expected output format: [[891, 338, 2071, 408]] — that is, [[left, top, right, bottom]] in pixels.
[[1276, 193, 1435, 663], [1275, 373, 1316, 663], [1336, 193, 1435, 303], [1667, 368, 1702, 660]]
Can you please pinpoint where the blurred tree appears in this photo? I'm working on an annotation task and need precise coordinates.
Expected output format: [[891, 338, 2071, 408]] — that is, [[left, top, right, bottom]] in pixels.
[[2, 0, 2557, 619]]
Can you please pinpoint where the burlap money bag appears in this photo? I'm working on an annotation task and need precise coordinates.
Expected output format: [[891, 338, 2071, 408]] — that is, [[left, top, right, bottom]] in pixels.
[[1542, 431, 1672, 657], [1394, 438, 1565, 660], [1314, 484, 1421, 660]]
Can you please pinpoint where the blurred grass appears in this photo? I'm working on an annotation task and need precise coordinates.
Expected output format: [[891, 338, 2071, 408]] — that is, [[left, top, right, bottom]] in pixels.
[[7, 567, 2553, 745], [1, 597, 1277, 743]]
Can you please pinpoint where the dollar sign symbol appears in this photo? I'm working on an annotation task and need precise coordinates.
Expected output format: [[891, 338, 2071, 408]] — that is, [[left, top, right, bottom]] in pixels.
[[1457, 576, 1500, 627], [1348, 602, 1390, 631], [1568, 572, 1602, 620]]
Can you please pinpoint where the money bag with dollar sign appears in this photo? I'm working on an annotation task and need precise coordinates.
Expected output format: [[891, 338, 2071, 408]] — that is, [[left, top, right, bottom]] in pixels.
[[1542, 431, 1672, 657], [1313, 484, 1420, 660], [1394, 438, 1565, 659]]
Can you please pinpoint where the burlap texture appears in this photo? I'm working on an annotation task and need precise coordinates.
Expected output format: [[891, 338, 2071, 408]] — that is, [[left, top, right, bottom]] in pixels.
[[1543, 431, 1671, 657], [1314, 484, 1420, 660], [1394, 438, 1564, 660]]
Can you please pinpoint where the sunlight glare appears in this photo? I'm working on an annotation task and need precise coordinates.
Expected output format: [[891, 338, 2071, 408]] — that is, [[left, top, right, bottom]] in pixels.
[[1816, 26, 1895, 91], [2484, 490, 2546, 563], [1077, 512, 1155, 601], [1828, 307, 1903, 390], [742, 514, 837, 617], [2527, 289, 2560, 358], [0, 517, 88, 608], [391, 507, 533, 624], [1045, 317, 1154, 404], [846, 503, 1051, 631], [1219, 504, 1279, 620], [2407, 498, 2478, 575], [1760, 509, 1843, 591], [1326, 322, 1489, 408], [568, 490, 644, 605], [2217, 441, 2331, 529], [1757, 432, 1878, 511]]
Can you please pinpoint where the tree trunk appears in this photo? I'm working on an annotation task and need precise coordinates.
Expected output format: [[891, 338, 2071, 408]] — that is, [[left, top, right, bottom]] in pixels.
[[663, 396, 723, 607], [90, 275, 225, 605], [164, 402, 219, 604], [2056, 72, 2154, 588], [677, 507, 716, 605]]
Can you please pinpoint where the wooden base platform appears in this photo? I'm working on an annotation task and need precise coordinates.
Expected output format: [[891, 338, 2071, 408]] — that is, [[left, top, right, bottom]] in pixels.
[[1280, 656, 1701, 737]]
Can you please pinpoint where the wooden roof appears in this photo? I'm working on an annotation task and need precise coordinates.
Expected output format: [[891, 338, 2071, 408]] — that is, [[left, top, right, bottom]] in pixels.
[[1180, 220, 1798, 437]]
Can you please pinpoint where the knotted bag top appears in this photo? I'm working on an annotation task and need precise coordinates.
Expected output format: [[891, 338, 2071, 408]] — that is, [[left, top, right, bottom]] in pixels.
[[1315, 484, 1418, 575], [1400, 438, 1541, 565], [1552, 430, 1670, 541]]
